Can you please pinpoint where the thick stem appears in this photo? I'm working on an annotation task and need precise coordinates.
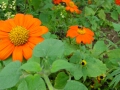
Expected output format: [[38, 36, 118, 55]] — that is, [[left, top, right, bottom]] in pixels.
[[43, 74, 54, 90]]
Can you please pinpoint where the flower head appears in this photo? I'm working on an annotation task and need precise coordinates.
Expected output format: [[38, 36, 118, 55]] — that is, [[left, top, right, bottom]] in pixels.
[[66, 25, 94, 44], [81, 60, 87, 66], [53, 0, 62, 4], [0, 14, 48, 62], [62, 0, 81, 14], [115, 0, 120, 5]]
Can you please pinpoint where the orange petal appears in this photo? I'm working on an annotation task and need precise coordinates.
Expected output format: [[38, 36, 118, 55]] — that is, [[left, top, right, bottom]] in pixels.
[[29, 26, 48, 36], [27, 18, 41, 29], [0, 31, 9, 38], [0, 43, 14, 60], [23, 14, 41, 29], [85, 28, 94, 36], [14, 14, 25, 26], [22, 44, 32, 60], [22, 14, 33, 28], [0, 20, 11, 32], [0, 39, 12, 51], [76, 35, 83, 44], [28, 36, 44, 45], [27, 42, 35, 49], [81, 34, 94, 44], [69, 25, 78, 29], [66, 29, 78, 38], [12, 46, 23, 62]]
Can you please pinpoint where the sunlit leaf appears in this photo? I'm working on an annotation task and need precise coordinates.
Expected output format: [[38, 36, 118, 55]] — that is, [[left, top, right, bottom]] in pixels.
[[33, 39, 64, 58], [0, 61, 21, 89], [54, 72, 69, 89], [20, 62, 41, 73], [64, 80, 88, 90], [51, 59, 74, 73], [25, 74, 46, 90]]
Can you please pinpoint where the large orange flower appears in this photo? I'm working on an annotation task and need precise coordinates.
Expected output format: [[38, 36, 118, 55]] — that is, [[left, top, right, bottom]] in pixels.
[[66, 25, 94, 44], [62, 0, 81, 14], [115, 0, 120, 5], [0, 14, 48, 62], [53, 0, 62, 4]]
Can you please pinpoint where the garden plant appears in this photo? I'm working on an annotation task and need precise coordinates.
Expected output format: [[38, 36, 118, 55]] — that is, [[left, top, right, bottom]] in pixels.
[[0, 0, 120, 90]]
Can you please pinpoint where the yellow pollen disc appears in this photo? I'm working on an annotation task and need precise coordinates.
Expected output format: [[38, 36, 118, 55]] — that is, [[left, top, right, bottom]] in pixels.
[[9, 26, 29, 46], [69, 1, 75, 7], [77, 29, 86, 35], [81, 60, 87, 66]]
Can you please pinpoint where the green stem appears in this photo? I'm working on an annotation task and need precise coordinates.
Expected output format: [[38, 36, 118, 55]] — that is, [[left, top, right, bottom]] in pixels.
[[43, 74, 54, 90]]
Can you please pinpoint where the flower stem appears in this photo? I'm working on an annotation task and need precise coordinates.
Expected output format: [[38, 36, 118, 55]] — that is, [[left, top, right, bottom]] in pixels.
[[43, 74, 54, 90]]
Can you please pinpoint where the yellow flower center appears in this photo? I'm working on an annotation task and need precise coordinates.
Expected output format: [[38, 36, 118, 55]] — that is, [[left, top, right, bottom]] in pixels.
[[77, 28, 86, 35], [69, 1, 75, 7], [9, 26, 29, 46], [81, 60, 87, 66]]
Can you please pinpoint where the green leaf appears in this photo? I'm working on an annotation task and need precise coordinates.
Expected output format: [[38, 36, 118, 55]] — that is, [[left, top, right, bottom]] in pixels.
[[33, 39, 64, 58], [64, 80, 88, 90], [42, 32, 58, 39], [54, 72, 69, 89], [85, 57, 107, 77], [107, 49, 120, 59], [111, 10, 118, 21], [72, 65, 83, 80], [30, 0, 41, 10], [17, 80, 28, 90], [25, 74, 46, 90], [0, 61, 21, 89], [64, 41, 76, 56], [91, 41, 107, 57], [39, 12, 52, 24], [69, 51, 107, 78], [84, 6, 95, 16], [112, 22, 120, 32], [51, 59, 73, 73], [98, 9, 106, 20], [20, 62, 41, 73]]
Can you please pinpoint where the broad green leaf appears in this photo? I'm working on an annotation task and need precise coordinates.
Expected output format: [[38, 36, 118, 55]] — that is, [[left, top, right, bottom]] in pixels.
[[54, 72, 69, 89], [20, 62, 41, 73], [107, 49, 120, 59], [25, 74, 46, 90], [64, 41, 76, 56], [72, 65, 83, 80], [27, 55, 40, 63], [111, 10, 118, 21], [84, 6, 95, 16], [112, 22, 120, 32], [51, 59, 73, 73], [98, 9, 106, 20], [69, 51, 107, 78], [0, 61, 21, 89], [17, 80, 28, 90], [64, 80, 88, 90], [42, 32, 58, 39], [33, 39, 64, 58], [85, 57, 107, 77], [3, 56, 12, 66], [91, 41, 107, 57]]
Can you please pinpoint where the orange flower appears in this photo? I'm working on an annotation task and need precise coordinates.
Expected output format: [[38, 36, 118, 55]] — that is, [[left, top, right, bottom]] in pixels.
[[115, 0, 120, 5], [0, 14, 48, 62], [66, 25, 94, 44], [62, 0, 81, 14], [53, 0, 62, 4]]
